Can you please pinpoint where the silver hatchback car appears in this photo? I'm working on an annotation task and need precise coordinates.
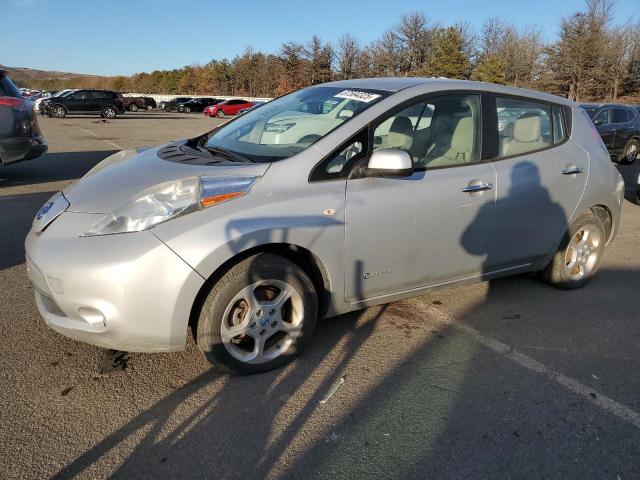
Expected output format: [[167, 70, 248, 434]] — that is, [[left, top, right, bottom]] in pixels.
[[26, 78, 624, 373]]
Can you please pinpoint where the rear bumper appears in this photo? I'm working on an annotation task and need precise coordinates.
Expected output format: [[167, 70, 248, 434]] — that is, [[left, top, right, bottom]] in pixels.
[[25, 212, 205, 352], [0, 135, 47, 165]]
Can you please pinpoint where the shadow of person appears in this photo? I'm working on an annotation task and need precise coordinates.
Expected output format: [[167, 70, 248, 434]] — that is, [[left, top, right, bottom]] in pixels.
[[461, 160, 568, 282]]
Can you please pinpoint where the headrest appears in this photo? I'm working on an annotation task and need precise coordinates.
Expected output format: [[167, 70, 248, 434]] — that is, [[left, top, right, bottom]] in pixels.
[[390, 116, 413, 134], [514, 114, 541, 143], [451, 117, 473, 151]]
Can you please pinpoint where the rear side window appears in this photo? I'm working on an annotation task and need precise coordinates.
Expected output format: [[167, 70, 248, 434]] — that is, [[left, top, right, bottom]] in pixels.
[[496, 97, 551, 158], [612, 108, 630, 123], [0, 74, 22, 98], [89, 91, 107, 99], [551, 105, 566, 144]]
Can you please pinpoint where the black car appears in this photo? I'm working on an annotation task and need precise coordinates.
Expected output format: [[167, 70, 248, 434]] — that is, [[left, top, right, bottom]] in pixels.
[[0, 70, 47, 166], [581, 103, 640, 164], [142, 96, 156, 109], [42, 89, 125, 119], [177, 97, 222, 113], [161, 97, 192, 112]]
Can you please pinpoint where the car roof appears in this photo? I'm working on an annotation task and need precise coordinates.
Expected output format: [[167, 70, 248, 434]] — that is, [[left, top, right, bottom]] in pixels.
[[321, 77, 575, 106]]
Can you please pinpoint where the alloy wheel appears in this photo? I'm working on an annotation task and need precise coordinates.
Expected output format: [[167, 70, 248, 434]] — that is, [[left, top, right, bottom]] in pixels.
[[564, 224, 602, 281], [220, 279, 304, 365]]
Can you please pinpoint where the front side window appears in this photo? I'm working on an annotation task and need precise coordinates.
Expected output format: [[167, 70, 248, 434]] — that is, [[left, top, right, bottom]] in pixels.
[[206, 86, 388, 163], [496, 97, 551, 157], [71, 91, 87, 100], [372, 94, 481, 168], [593, 108, 610, 126]]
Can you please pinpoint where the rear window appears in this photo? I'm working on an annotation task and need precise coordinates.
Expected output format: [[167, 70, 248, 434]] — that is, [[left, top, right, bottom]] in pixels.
[[0, 74, 22, 98]]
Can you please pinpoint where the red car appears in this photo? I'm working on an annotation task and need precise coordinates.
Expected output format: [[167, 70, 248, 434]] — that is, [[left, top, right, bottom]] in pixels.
[[204, 99, 254, 118]]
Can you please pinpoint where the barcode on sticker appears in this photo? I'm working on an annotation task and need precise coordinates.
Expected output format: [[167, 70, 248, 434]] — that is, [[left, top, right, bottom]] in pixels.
[[334, 90, 381, 103]]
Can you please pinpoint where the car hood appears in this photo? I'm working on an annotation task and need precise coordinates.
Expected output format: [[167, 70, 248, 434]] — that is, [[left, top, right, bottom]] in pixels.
[[63, 144, 270, 214]]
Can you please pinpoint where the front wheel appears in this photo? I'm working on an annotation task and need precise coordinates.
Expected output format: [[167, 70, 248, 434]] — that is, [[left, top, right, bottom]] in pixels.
[[184, 106, 191, 113], [101, 106, 117, 119], [620, 139, 639, 165], [195, 253, 318, 374], [216, 109, 225, 118], [540, 212, 606, 289], [52, 105, 66, 118], [129, 103, 138, 112]]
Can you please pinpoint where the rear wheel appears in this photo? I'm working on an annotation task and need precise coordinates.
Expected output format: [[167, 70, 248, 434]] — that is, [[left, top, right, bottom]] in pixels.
[[216, 109, 225, 118], [195, 253, 318, 374], [102, 106, 117, 119], [146, 104, 153, 110], [129, 103, 138, 112], [620, 139, 639, 165], [540, 212, 606, 289]]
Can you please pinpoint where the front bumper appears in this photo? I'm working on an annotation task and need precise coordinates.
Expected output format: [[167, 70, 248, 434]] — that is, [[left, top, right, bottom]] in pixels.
[[25, 212, 205, 352]]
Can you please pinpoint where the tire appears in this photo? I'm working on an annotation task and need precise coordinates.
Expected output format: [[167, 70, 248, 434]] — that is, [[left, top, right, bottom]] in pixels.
[[52, 105, 66, 118], [101, 106, 117, 119], [147, 105, 153, 110], [184, 106, 191, 113], [619, 139, 639, 165], [129, 103, 138, 112], [195, 253, 318, 374], [216, 109, 225, 118], [540, 212, 606, 289]]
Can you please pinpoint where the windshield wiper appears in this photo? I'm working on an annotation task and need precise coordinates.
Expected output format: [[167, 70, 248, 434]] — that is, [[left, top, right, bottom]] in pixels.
[[202, 146, 254, 163]]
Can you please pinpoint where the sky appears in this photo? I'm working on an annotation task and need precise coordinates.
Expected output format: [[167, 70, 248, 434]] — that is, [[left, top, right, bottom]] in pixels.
[[0, 0, 638, 76]]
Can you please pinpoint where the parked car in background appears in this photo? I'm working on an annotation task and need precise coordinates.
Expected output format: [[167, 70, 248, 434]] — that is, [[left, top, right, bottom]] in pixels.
[[42, 89, 124, 119], [178, 97, 222, 113], [0, 70, 47, 165], [122, 95, 148, 112], [161, 97, 192, 112], [142, 96, 156, 110], [25, 78, 623, 374], [35, 89, 76, 114], [237, 101, 264, 115], [580, 103, 640, 164], [206, 99, 254, 117]]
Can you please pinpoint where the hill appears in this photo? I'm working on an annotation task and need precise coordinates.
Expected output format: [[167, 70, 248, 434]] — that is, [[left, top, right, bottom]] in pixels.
[[0, 65, 113, 90]]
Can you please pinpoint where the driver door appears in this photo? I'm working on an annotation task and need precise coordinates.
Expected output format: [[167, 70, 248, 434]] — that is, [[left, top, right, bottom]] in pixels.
[[344, 94, 496, 302]]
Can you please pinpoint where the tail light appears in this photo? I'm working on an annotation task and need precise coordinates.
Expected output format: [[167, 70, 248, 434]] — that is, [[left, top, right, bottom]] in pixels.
[[0, 96, 26, 111]]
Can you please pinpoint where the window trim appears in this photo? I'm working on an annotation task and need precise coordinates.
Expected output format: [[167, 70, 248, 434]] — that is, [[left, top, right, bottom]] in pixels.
[[309, 128, 370, 182], [485, 93, 572, 163], [309, 90, 488, 182]]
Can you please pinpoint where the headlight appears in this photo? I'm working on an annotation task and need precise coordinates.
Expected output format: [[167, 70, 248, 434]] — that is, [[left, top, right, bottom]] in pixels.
[[264, 122, 295, 133], [81, 176, 256, 236]]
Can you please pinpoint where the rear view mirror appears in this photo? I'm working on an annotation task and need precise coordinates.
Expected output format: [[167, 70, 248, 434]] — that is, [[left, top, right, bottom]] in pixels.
[[365, 149, 413, 177], [338, 109, 354, 119]]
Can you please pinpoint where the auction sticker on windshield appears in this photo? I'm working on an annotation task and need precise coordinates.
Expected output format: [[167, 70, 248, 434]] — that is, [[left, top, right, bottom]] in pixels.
[[334, 90, 381, 103]]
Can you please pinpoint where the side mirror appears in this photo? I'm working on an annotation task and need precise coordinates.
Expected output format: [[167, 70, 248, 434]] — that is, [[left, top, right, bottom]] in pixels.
[[365, 149, 413, 177], [593, 118, 605, 126]]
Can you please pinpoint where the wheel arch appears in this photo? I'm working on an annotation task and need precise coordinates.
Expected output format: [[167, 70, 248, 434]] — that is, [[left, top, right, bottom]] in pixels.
[[188, 242, 332, 335], [591, 204, 613, 243]]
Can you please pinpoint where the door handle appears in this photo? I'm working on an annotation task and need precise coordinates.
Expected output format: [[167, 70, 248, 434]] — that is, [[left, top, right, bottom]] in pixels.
[[608, 128, 616, 133], [561, 166, 584, 175], [462, 182, 493, 193]]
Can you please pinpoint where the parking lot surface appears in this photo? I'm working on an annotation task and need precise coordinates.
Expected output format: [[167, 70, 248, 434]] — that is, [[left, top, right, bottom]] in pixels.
[[1, 113, 640, 479]]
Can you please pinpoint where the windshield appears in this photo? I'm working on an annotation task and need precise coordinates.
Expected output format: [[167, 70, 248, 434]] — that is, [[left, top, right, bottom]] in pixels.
[[205, 86, 388, 162]]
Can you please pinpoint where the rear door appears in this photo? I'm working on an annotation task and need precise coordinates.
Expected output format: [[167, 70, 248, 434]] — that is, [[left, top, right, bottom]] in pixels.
[[485, 96, 587, 271]]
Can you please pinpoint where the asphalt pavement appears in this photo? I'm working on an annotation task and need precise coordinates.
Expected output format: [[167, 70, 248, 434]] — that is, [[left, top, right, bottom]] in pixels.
[[1, 112, 639, 479]]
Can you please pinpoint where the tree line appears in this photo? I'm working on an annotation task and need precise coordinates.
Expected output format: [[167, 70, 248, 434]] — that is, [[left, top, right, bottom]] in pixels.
[[21, 0, 640, 103]]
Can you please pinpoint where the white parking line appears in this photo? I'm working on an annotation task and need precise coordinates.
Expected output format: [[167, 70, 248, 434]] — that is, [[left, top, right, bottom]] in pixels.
[[74, 125, 123, 150], [421, 304, 640, 429]]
